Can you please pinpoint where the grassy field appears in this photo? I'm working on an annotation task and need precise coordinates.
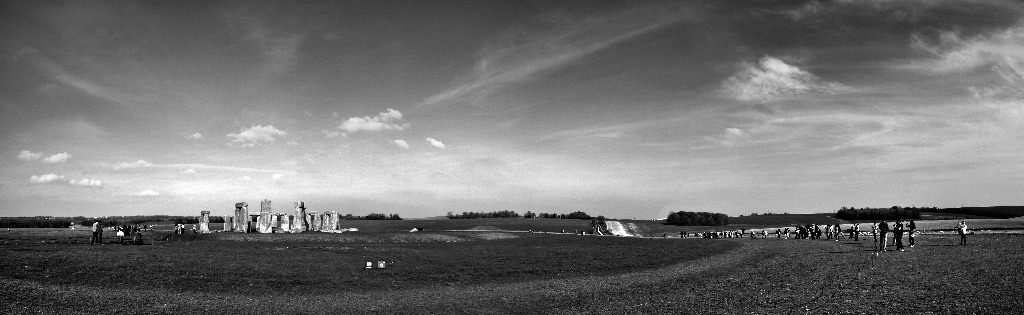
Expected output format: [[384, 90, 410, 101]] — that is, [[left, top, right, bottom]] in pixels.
[[0, 228, 736, 295], [2, 226, 1023, 314]]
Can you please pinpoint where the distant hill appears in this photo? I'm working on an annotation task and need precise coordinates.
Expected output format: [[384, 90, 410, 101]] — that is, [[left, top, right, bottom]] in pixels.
[[728, 213, 845, 227], [927, 206, 1024, 219]]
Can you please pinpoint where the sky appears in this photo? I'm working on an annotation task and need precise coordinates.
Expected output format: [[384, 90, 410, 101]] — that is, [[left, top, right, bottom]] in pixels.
[[2, 0, 1023, 219]]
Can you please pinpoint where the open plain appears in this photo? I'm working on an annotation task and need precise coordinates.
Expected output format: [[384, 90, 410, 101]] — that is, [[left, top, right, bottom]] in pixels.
[[2, 220, 1023, 314]]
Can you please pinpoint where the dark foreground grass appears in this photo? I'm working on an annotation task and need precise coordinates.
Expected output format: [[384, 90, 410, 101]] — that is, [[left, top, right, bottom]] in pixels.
[[3, 231, 1024, 314], [0, 231, 735, 295]]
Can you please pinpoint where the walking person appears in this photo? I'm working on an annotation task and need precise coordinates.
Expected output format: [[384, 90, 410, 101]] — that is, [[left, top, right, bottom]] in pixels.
[[871, 223, 878, 242], [878, 220, 889, 252], [957, 221, 968, 246], [894, 219, 906, 251], [853, 223, 860, 241], [908, 220, 917, 247]]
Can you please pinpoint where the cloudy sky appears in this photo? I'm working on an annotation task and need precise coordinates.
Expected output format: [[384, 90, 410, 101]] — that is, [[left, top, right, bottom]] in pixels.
[[2, 0, 1023, 219]]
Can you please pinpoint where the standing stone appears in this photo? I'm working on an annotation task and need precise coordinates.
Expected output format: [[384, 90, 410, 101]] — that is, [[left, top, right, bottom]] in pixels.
[[234, 202, 249, 233], [199, 211, 211, 233], [291, 202, 307, 233], [279, 214, 291, 232], [320, 211, 333, 232], [222, 216, 234, 232], [309, 211, 321, 231], [328, 212, 340, 231], [258, 199, 273, 233]]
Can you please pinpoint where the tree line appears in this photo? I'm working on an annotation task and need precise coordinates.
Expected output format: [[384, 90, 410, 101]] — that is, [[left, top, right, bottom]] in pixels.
[[446, 210, 595, 220], [447, 210, 521, 219], [339, 213, 402, 220], [0, 215, 209, 228], [834, 206, 924, 220], [665, 211, 729, 226]]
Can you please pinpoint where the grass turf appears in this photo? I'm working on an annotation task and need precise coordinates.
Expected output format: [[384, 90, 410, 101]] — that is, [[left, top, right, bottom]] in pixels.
[[3, 230, 1023, 314]]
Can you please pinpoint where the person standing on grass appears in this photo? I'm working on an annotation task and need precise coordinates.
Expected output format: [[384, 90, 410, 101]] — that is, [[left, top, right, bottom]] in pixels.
[[957, 221, 968, 245], [91, 221, 102, 244], [878, 221, 889, 252], [908, 220, 917, 247], [853, 223, 861, 241], [894, 219, 906, 251], [872, 223, 878, 242]]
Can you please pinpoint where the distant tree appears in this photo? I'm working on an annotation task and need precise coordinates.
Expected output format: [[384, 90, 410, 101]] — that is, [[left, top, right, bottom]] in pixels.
[[665, 211, 729, 226], [667, 213, 681, 225]]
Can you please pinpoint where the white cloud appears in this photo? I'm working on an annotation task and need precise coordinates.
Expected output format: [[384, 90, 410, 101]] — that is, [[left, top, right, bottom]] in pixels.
[[322, 130, 343, 138], [42, 152, 71, 163], [709, 128, 748, 147], [69, 178, 102, 187], [419, 2, 692, 107], [112, 159, 153, 170], [721, 56, 849, 102], [182, 168, 197, 174], [281, 160, 298, 166], [426, 138, 446, 149], [392, 139, 410, 149], [272, 173, 284, 180], [187, 133, 203, 140], [227, 125, 288, 147], [18, 150, 42, 161], [286, 141, 299, 145], [134, 190, 160, 197], [339, 109, 409, 133], [242, 176, 252, 180], [30, 173, 65, 184], [906, 26, 1024, 99]]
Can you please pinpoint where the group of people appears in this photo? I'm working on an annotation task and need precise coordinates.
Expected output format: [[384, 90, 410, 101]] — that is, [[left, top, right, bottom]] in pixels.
[[874, 219, 917, 251], [116, 224, 144, 245], [172, 223, 196, 235], [90, 221, 103, 244], [89, 222, 148, 245], [683, 220, 972, 249]]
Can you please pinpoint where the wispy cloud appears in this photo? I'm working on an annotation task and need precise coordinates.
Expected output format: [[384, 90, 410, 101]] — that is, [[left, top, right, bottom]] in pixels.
[[42, 152, 71, 164], [426, 138, 446, 149], [17, 47, 133, 107], [227, 125, 288, 147], [104, 160, 287, 174], [339, 109, 409, 133], [30, 174, 102, 187], [905, 25, 1024, 99], [69, 178, 102, 187], [392, 139, 410, 149], [721, 56, 849, 102], [272, 173, 284, 180], [17, 150, 42, 161], [134, 190, 160, 197], [110, 159, 154, 170], [226, 10, 305, 75], [187, 133, 203, 140], [30, 174, 65, 184], [321, 129, 343, 138], [419, 2, 693, 107]]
